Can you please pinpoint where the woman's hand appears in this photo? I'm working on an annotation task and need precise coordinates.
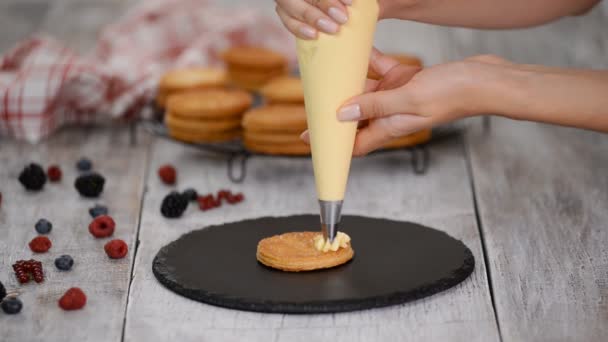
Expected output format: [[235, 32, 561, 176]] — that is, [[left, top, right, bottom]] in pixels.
[[302, 50, 512, 155]]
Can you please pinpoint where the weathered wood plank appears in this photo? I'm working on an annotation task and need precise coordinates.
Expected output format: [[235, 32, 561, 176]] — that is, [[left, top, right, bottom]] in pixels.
[[460, 4, 608, 341], [0, 125, 150, 342], [124, 134, 498, 341]]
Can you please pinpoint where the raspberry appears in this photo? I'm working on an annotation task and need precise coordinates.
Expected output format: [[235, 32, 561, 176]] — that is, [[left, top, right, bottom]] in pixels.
[[30, 260, 44, 283], [0, 280, 6, 302], [160, 191, 188, 218], [13, 261, 30, 284], [76, 158, 92, 171], [29, 236, 52, 253], [18, 163, 47, 191], [74, 172, 105, 197], [35, 218, 53, 234], [1, 297, 23, 314], [104, 239, 128, 259], [58, 288, 87, 310], [88, 215, 115, 238], [55, 255, 74, 271], [88, 204, 108, 218], [12, 259, 44, 283], [197, 194, 219, 211], [217, 189, 231, 200], [158, 165, 177, 185], [47, 165, 62, 182], [226, 193, 245, 204], [182, 188, 198, 201]]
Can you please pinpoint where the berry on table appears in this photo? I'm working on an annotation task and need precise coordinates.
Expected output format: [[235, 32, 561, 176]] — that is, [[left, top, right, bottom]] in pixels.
[[76, 158, 92, 171], [88, 215, 115, 238], [29, 236, 52, 253], [12, 260, 44, 283], [74, 172, 105, 197], [160, 191, 188, 218], [1, 297, 23, 314], [0, 280, 6, 302], [158, 164, 177, 185], [182, 188, 198, 201], [104, 239, 128, 259], [226, 192, 245, 204], [18, 163, 47, 191], [88, 204, 108, 218], [55, 255, 74, 271], [35, 218, 53, 234], [197, 194, 219, 211], [58, 287, 86, 310], [47, 165, 62, 182]]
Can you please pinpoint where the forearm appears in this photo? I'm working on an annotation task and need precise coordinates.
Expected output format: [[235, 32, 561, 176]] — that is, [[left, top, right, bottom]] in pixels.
[[384, 0, 600, 29], [490, 65, 608, 132]]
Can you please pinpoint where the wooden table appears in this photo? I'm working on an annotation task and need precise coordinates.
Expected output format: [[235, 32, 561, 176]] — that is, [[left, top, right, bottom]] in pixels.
[[1, 1, 607, 341]]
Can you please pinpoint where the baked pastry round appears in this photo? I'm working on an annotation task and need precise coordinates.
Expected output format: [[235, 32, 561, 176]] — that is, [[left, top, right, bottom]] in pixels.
[[222, 46, 287, 70], [165, 113, 242, 133], [259, 76, 304, 104], [156, 68, 227, 107], [242, 105, 307, 133], [382, 129, 431, 150], [256, 231, 354, 272], [166, 89, 253, 119]]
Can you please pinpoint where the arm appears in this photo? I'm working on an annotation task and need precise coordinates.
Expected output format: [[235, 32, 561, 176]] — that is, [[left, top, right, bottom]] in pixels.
[[385, 0, 602, 29], [325, 52, 608, 155], [274, 0, 601, 39]]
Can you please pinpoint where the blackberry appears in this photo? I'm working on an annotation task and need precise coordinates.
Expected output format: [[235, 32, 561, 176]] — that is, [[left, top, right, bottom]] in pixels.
[[89, 204, 108, 218], [18, 163, 47, 191], [55, 255, 74, 271], [182, 188, 198, 201], [76, 158, 92, 171], [1, 297, 22, 314], [35, 218, 53, 234], [74, 172, 105, 197], [160, 191, 188, 218], [0, 280, 6, 302]]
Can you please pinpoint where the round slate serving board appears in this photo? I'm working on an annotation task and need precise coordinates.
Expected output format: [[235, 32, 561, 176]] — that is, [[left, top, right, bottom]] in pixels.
[[153, 215, 475, 314]]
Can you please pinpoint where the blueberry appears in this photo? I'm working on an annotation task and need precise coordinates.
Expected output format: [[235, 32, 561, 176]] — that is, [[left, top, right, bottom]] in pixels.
[[54, 255, 74, 271], [182, 188, 198, 201], [76, 158, 92, 171], [35, 219, 52, 234], [89, 204, 109, 218], [1, 297, 23, 314]]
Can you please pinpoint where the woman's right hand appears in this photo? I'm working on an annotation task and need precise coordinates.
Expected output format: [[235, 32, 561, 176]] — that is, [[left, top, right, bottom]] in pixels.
[[274, 0, 353, 39]]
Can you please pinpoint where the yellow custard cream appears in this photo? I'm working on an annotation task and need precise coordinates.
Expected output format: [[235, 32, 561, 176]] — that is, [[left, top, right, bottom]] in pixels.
[[313, 232, 352, 252], [296, 0, 379, 201]]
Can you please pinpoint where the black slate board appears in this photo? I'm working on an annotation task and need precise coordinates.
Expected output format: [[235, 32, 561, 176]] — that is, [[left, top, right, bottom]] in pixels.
[[152, 215, 475, 314]]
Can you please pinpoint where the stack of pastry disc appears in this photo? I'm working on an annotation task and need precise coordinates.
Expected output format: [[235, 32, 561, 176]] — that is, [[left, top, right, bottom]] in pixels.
[[156, 68, 227, 108], [222, 46, 288, 91], [242, 105, 310, 156], [165, 88, 253, 143]]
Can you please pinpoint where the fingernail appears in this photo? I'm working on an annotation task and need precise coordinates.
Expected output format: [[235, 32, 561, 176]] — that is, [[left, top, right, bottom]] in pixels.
[[338, 104, 361, 121], [341, 0, 353, 5], [317, 18, 339, 34], [300, 131, 309, 141], [328, 7, 348, 24], [299, 26, 317, 39]]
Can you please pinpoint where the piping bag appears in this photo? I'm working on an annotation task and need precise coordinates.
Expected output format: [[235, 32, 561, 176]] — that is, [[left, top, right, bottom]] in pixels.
[[296, 0, 379, 242]]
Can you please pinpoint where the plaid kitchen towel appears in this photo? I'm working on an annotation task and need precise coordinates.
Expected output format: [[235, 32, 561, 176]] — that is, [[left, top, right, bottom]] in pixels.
[[0, 0, 295, 143]]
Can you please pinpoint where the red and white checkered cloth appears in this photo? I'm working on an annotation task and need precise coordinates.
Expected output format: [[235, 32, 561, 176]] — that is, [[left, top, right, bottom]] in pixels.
[[0, 0, 296, 143]]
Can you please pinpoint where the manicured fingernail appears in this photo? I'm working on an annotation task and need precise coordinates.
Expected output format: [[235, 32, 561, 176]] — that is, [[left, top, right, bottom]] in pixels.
[[317, 18, 339, 34], [299, 25, 317, 39], [328, 7, 348, 24], [300, 131, 309, 141], [338, 104, 361, 121], [341, 0, 353, 5]]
